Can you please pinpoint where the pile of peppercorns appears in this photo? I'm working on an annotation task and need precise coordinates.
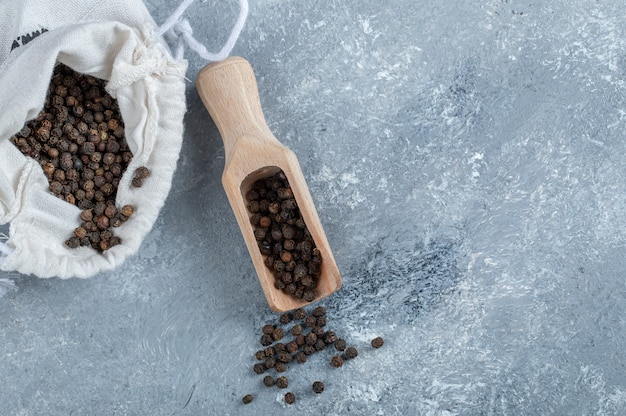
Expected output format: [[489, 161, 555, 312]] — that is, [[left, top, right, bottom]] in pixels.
[[241, 305, 384, 406], [10, 63, 147, 252], [246, 171, 322, 302]]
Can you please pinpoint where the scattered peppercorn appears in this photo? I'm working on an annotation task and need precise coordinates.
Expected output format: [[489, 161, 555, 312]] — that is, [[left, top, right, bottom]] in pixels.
[[260, 334, 273, 346], [314, 338, 326, 351], [272, 328, 284, 341], [284, 392, 296, 404], [242, 394, 253, 404], [334, 339, 347, 352], [305, 332, 317, 346], [371, 337, 384, 349], [294, 308, 306, 320], [330, 355, 344, 368], [250, 305, 371, 408], [276, 376, 288, 389], [277, 352, 292, 363], [323, 331, 337, 344], [344, 346, 358, 359], [312, 326, 324, 337], [279, 313, 293, 324], [312, 306, 326, 317], [312, 381, 325, 394], [304, 315, 317, 328], [264, 357, 276, 369], [295, 334, 306, 347], [263, 375, 274, 387], [291, 324, 303, 336]]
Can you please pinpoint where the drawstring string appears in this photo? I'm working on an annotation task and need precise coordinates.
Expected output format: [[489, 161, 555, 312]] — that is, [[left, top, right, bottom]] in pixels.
[[157, 0, 249, 62]]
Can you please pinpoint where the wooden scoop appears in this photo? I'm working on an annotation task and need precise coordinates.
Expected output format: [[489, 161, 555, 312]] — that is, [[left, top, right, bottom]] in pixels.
[[195, 56, 342, 312]]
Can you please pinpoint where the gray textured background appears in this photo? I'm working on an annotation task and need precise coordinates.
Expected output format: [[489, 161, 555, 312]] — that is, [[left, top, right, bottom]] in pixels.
[[3, 0, 626, 414]]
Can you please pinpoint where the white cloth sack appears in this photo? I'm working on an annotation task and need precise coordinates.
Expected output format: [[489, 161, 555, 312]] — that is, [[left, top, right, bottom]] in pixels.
[[0, 0, 187, 278]]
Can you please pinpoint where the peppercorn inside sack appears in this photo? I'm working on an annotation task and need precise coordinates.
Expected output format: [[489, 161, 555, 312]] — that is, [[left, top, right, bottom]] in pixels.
[[0, 0, 187, 278]]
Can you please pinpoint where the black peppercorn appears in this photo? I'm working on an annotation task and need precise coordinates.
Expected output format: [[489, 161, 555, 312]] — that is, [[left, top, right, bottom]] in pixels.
[[305, 332, 317, 346], [286, 341, 298, 353], [294, 308, 306, 320], [120, 205, 134, 217], [303, 290, 315, 302], [295, 334, 305, 347], [284, 392, 295, 405], [279, 313, 293, 325], [242, 394, 253, 404], [314, 338, 326, 351], [79, 209, 93, 222], [264, 358, 276, 369], [73, 227, 88, 239], [312, 306, 326, 317], [263, 375, 274, 387], [255, 350, 266, 360], [371, 337, 384, 348], [65, 237, 80, 249], [131, 177, 143, 188], [295, 351, 307, 364], [285, 283, 297, 295], [334, 339, 347, 352], [253, 363, 265, 375], [330, 355, 344, 368], [259, 216, 272, 228], [272, 328, 284, 342], [260, 334, 273, 346], [312, 326, 324, 337], [291, 324, 303, 336], [277, 352, 292, 363], [304, 315, 317, 328], [275, 362, 287, 373], [344, 346, 358, 359], [312, 381, 324, 394], [323, 331, 337, 344], [293, 264, 307, 281], [276, 376, 288, 389], [300, 275, 314, 288]]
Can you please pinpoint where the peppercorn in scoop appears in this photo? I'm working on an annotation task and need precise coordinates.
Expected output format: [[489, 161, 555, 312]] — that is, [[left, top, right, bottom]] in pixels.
[[247, 171, 322, 302]]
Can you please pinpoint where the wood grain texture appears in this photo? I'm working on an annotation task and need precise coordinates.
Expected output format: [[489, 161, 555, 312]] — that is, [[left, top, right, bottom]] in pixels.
[[196, 57, 342, 312]]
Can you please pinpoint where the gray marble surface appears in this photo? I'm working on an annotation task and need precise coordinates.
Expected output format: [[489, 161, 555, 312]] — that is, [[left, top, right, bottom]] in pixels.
[[3, 0, 626, 414]]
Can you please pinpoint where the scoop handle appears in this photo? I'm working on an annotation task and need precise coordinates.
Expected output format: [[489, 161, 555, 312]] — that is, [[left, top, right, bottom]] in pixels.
[[195, 57, 276, 159]]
